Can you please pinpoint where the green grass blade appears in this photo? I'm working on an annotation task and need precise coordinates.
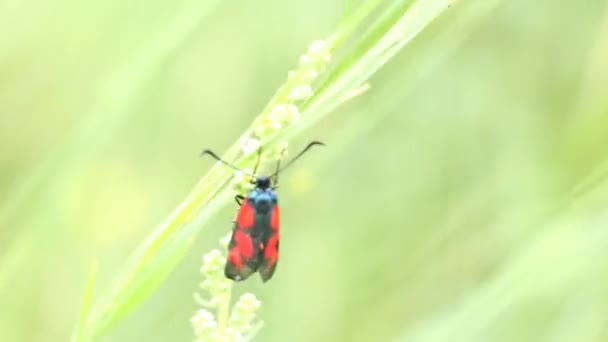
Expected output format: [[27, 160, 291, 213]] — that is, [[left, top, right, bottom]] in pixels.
[[399, 176, 608, 342], [90, 190, 231, 336], [261, 0, 452, 149], [73, 261, 98, 342], [0, 0, 224, 228], [86, 0, 452, 338]]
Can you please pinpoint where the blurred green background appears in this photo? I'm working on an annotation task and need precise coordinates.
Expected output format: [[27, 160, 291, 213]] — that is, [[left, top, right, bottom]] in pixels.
[[2, 0, 608, 341]]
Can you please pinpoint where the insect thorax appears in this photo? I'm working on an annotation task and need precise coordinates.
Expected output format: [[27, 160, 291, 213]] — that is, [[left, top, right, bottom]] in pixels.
[[247, 188, 277, 214]]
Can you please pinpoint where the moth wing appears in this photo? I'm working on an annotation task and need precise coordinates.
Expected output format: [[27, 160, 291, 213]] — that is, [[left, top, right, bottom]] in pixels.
[[225, 201, 257, 281], [259, 205, 280, 282]]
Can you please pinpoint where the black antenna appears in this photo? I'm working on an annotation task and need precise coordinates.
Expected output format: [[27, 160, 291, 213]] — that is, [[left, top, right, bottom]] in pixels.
[[200, 149, 255, 178], [201, 141, 324, 179], [270, 141, 324, 177]]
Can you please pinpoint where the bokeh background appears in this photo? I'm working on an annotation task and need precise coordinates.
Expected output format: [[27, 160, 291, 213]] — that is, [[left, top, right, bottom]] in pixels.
[[2, 0, 608, 341]]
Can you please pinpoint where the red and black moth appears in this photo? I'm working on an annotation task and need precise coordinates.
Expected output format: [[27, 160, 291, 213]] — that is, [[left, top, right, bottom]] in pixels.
[[201, 141, 324, 282]]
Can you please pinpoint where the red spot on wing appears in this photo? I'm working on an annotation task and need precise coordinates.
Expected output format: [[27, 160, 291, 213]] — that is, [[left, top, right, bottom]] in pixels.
[[233, 230, 254, 258], [226, 228, 257, 280], [228, 248, 244, 270], [264, 233, 279, 269], [270, 205, 280, 231], [236, 200, 255, 229], [258, 230, 279, 281]]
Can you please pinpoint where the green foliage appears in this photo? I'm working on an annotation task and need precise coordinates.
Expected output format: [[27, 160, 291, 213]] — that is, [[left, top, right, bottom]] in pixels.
[[191, 234, 263, 342], [2, 0, 608, 341], [74, 0, 452, 339]]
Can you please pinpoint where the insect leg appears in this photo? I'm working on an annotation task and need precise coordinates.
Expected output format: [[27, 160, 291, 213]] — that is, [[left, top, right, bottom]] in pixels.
[[250, 148, 262, 184], [234, 194, 245, 206]]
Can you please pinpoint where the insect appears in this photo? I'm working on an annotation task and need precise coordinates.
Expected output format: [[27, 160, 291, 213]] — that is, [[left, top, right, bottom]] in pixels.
[[201, 141, 324, 282]]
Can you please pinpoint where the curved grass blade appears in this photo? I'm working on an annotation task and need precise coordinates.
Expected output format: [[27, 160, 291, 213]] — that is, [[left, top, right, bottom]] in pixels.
[[85, 0, 454, 338], [72, 261, 98, 342]]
